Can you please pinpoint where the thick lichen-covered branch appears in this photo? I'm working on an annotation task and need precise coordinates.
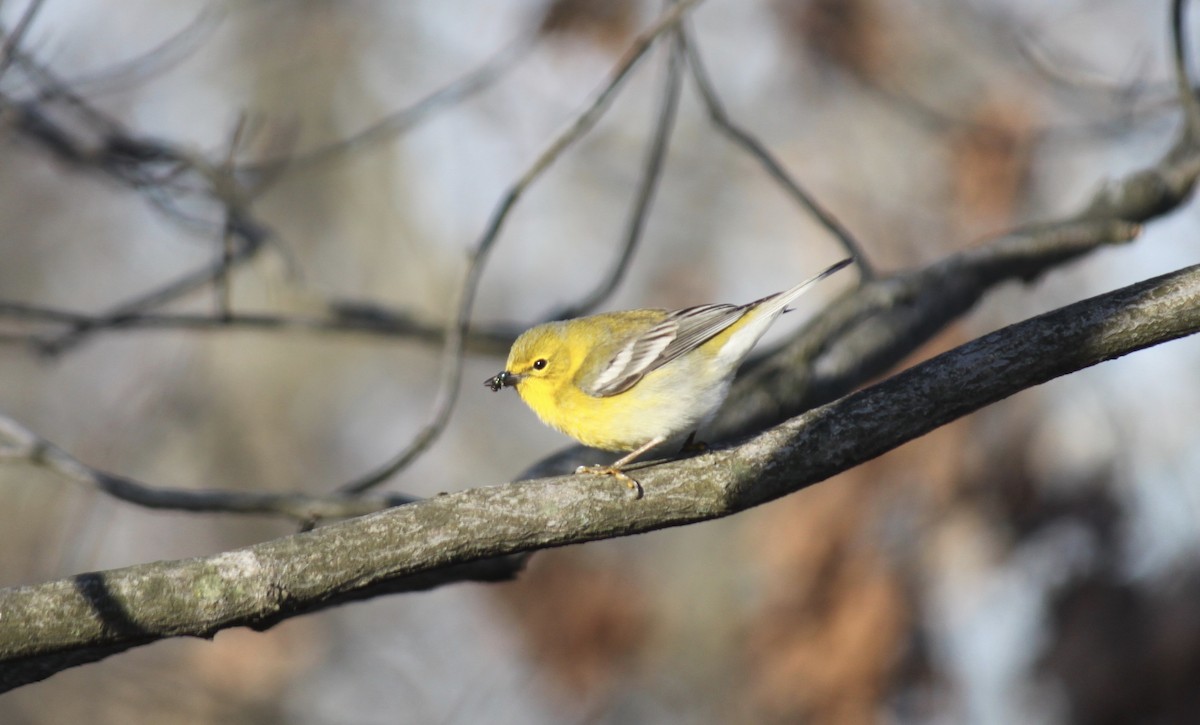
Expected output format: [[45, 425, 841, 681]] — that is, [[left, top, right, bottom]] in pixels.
[[3, 263, 1198, 691]]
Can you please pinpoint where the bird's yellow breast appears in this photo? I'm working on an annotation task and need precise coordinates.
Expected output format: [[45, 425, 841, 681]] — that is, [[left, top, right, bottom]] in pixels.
[[515, 343, 731, 452]]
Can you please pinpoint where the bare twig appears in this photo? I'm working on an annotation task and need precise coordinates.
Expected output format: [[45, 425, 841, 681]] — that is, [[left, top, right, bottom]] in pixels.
[[7, 51, 140, 148], [0, 413, 416, 522], [2, 53, 279, 353], [336, 0, 708, 494], [215, 114, 251, 320], [1172, 0, 1200, 145], [35, 211, 269, 355], [0, 0, 45, 78], [0, 301, 517, 355], [238, 28, 538, 192], [0, 14, 539, 359], [1011, 18, 1152, 100], [678, 23, 875, 279], [46, 7, 221, 97], [0, 17, 545, 356]]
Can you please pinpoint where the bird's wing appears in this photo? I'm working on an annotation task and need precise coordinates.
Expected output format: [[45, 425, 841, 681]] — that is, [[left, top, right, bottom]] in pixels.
[[585, 303, 746, 397], [583, 259, 854, 397]]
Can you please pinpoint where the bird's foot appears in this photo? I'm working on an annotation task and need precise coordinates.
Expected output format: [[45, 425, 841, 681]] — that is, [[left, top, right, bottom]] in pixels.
[[575, 464, 644, 499]]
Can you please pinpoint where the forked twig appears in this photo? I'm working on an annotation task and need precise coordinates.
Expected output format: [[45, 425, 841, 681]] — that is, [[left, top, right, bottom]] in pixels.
[[36, 212, 269, 355], [238, 28, 538, 192], [677, 23, 875, 279], [0, 413, 415, 522], [0, 0, 45, 78]]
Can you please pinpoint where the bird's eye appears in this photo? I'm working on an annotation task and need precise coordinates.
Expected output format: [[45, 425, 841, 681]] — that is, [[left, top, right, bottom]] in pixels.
[[533, 358, 548, 370]]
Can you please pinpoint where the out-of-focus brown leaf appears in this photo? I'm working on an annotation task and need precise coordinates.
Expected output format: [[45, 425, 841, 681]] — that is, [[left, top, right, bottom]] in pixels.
[[773, 0, 890, 82], [1040, 546, 1200, 724], [744, 480, 911, 722], [188, 621, 326, 704], [949, 99, 1036, 234], [538, 0, 637, 50], [491, 549, 651, 699]]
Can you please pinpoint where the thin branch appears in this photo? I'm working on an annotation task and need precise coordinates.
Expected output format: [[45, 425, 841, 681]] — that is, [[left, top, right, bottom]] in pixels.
[[0, 413, 416, 522], [854, 71, 1170, 151], [879, 3, 1171, 145], [0, 301, 517, 356], [237, 27, 538, 191], [216, 217, 237, 320], [43, 7, 221, 98], [0, 22, 541, 355], [35, 211, 269, 356], [1008, 16, 1155, 106], [7, 51, 149, 151], [215, 114, 250, 320], [336, 0, 708, 494], [4, 262, 1199, 689], [2, 54, 280, 353], [1173, 0, 1200, 145], [543, 23, 686, 321], [0, 0, 45, 78], [678, 23, 875, 280]]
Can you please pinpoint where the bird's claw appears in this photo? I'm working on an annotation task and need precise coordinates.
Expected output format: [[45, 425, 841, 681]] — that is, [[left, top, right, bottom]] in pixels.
[[575, 464, 644, 499]]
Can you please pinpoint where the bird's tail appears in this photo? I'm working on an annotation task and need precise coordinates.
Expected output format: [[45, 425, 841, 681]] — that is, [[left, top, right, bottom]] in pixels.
[[753, 257, 854, 319]]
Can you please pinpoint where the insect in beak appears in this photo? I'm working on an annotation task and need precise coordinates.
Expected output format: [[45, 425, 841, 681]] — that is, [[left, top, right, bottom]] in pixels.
[[485, 370, 519, 392]]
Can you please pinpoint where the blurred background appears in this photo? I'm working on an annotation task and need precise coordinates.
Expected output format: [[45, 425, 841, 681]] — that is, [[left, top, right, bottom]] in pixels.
[[2, 0, 1199, 723]]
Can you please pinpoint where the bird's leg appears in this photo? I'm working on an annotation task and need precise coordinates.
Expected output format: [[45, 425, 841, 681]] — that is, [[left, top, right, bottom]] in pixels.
[[575, 435, 666, 499], [608, 436, 665, 469], [679, 431, 707, 454]]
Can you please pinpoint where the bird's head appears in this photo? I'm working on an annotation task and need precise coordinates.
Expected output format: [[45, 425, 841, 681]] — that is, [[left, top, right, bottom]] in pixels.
[[484, 322, 569, 394]]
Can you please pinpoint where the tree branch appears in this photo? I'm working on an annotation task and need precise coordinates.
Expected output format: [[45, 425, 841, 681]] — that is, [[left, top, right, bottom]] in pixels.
[[678, 22, 875, 278], [0, 414, 416, 522], [3, 262, 1198, 690]]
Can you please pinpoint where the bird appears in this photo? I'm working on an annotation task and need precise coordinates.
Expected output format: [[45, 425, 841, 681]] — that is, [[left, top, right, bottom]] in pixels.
[[486, 257, 852, 496]]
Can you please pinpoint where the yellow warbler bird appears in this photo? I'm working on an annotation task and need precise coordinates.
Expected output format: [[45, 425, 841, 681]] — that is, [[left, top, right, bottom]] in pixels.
[[486, 258, 852, 494]]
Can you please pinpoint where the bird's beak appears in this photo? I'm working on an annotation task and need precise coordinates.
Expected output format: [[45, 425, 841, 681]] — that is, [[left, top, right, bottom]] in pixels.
[[485, 370, 520, 392]]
